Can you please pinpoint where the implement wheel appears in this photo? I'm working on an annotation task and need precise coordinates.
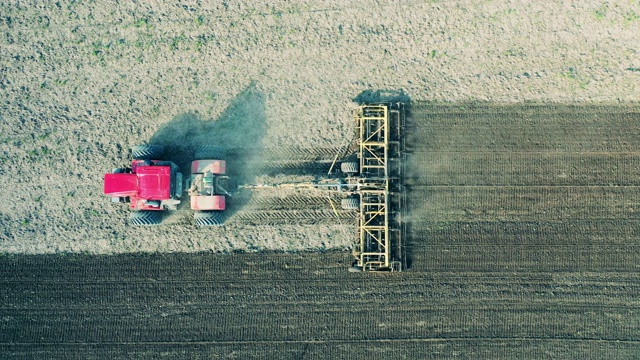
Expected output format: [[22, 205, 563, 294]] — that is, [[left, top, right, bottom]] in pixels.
[[196, 145, 226, 160], [341, 161, 359, 175], [132, 144, 164, 160], [341, 197, 360, 210], [129, 211, 162, 226], [194, 211, 224, 227]]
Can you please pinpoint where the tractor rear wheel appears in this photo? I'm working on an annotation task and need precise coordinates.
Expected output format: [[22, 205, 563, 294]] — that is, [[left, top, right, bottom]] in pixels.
[[194, 211, 224, 227], [195, 145, 226, 160], [132, 145, 164, 160], [341, 161, 359, 175], [341, 197, 360, 210], [129, 211, 162, 225]]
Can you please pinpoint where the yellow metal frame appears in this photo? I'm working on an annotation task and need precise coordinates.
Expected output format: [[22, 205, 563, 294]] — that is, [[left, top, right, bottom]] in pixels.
[[351, 103, 404, 272]]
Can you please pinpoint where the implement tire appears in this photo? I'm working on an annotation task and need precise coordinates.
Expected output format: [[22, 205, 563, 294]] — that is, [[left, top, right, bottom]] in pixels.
[[341, 197, 360, 210], [129, 211, 162, 226], [195, 145, 225, 160], [132, 145, 164, 160], [341, 161, 359, 175], [194, 211, 224, 227]]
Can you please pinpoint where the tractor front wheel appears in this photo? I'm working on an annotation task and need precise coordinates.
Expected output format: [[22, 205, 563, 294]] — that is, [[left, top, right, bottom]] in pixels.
[[194, 211, 224, 227], [129, 211, 163, 225], [132, 144, 164, 160]]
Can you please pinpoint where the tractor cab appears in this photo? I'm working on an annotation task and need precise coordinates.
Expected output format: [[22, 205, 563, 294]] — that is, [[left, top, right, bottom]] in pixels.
[[103, 159, 183, 211]]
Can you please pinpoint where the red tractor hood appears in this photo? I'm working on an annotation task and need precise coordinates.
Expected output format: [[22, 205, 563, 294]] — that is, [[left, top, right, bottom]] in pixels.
[[104, 173, 137, 197], [104, 166, 172, 200], [137, 166, 171, 200]]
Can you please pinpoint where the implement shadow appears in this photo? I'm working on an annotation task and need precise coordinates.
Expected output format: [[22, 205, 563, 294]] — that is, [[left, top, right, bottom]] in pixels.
[[148, 83, 266, 222]]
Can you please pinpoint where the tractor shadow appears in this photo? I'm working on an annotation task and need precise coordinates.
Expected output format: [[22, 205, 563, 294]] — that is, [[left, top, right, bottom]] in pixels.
[[148, 82, 266, 224]]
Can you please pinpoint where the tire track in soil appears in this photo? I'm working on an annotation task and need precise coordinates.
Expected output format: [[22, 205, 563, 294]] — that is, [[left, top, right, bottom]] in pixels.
[[230, 209, 351, 226], [243, 160, 333, 177], [220, 143, 352, 226], [225, 146, 342, 165], [163, 145, 347, 226], [224, 146, 346, 225], [244, 195, 342, 210], [228, 192, 355, 225]]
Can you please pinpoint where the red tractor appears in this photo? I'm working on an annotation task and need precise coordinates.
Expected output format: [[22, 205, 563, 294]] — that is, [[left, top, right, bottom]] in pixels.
[[103, 144, 228, 226]]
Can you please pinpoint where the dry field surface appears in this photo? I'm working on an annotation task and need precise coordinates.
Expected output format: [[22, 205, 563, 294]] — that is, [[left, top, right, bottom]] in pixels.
[[2, 0, 640, 358]]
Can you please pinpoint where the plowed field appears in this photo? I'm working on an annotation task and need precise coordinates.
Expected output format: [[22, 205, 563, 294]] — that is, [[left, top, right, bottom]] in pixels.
[[2, 105, 640, 359]]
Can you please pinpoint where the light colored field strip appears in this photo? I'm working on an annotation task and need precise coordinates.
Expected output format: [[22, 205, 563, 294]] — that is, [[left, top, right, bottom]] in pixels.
[[0, 0, 444, 33]]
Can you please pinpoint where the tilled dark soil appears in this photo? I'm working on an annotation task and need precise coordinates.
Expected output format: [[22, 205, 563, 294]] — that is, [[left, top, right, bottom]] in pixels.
[[1, 253, 638, 359]]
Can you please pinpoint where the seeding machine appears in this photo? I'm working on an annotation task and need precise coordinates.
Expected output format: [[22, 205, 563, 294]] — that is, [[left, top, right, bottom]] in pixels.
[[343, 102, 406, 272]]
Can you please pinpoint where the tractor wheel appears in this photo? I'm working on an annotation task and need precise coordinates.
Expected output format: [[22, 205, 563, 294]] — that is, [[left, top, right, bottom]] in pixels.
[[129, 211, 162, 226], [132, 144, 164, 160], [341, 161, 359, 175], [194, 211, 224, 227], [341, 197, 360, 210], [195, 145, 226, 160]]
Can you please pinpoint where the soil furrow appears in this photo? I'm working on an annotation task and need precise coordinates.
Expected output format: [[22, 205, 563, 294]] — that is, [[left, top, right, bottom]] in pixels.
[[407, 186, 640, 221], [410, 220, 640, 245], [410, 244, 640, 272], [2, 339, 637, 360], [407, 152, 640, 186], [1, 304, 637, 343]]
